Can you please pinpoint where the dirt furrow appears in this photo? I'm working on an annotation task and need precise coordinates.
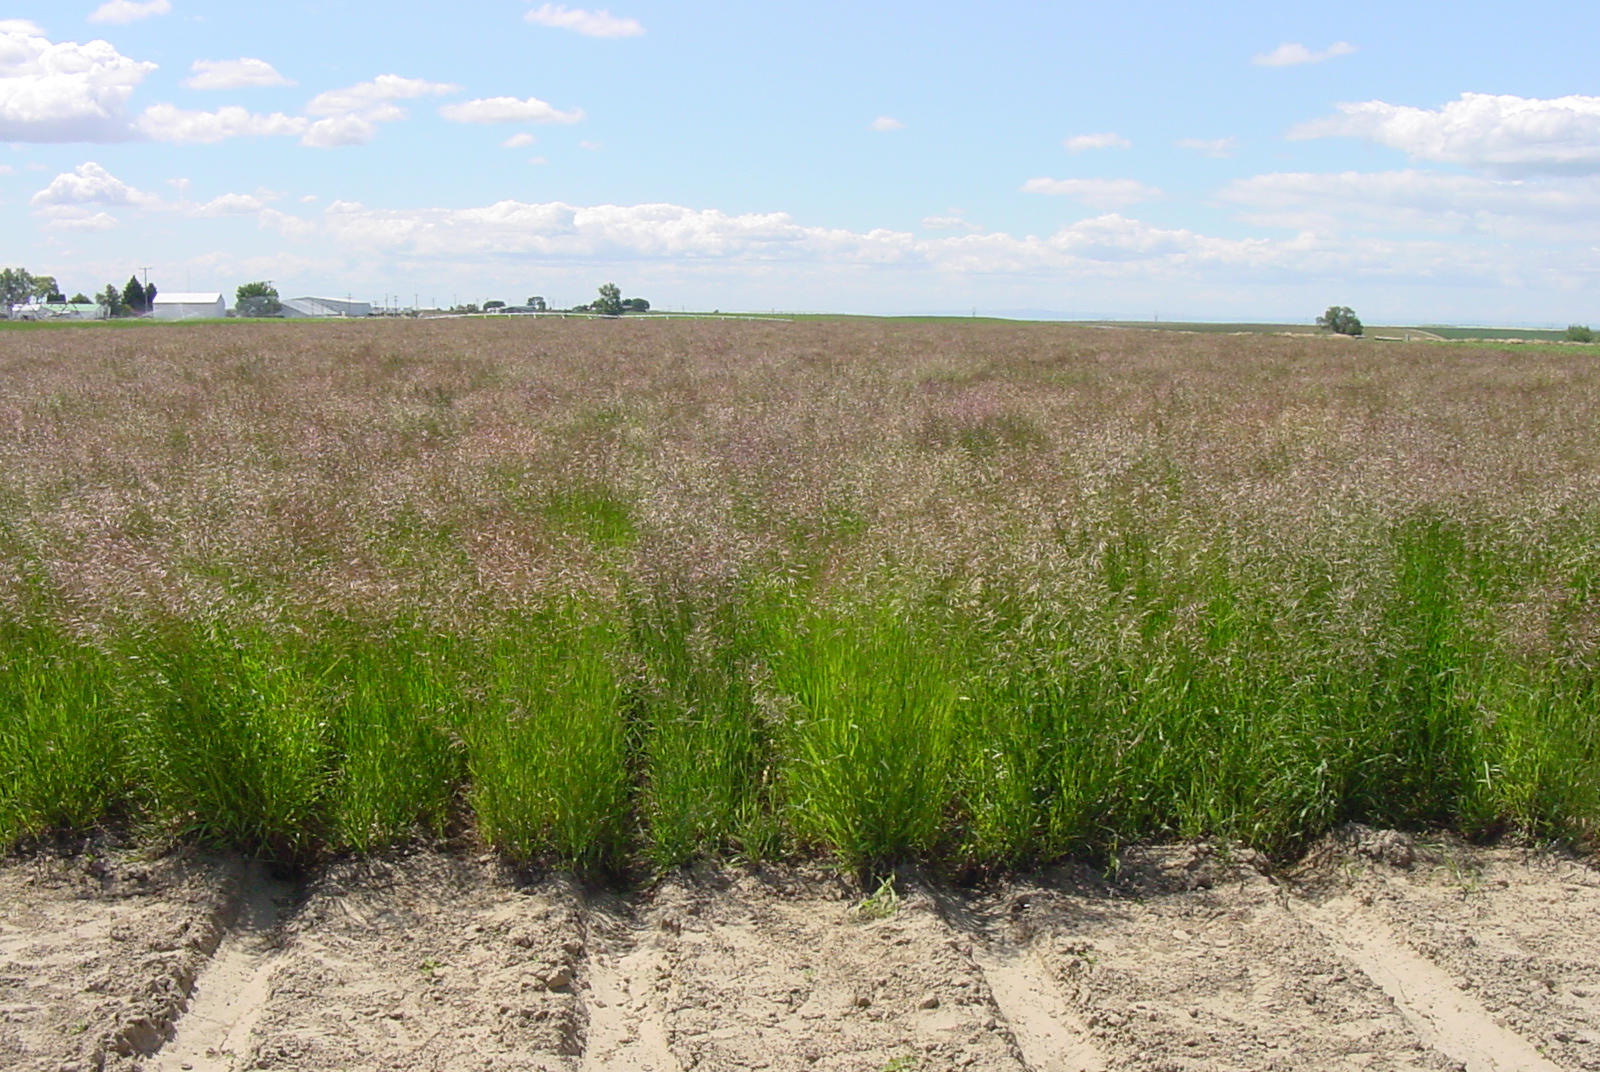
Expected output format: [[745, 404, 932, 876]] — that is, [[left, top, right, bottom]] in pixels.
[[1296, 895, 1561, 1072], [1296, 829, 1600, 1070], [209, 853, 585, 1070], [0, 848, 240, 1072], [577, 890, 681, 1071], [143, 861, 301, 1072], [965, 847, 1458, 1071], [969, 943, 1107, 1072], [638, 867, 1030, 1071]]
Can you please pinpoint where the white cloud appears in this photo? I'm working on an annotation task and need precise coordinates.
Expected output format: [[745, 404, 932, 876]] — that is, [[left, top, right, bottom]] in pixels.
[[503, 132, 536, 148], [439, 96, 583, 124], [1021, 177, 1162, 209], [528, 156, 548, 165], [88, 0, 171, 25], [31, 160, 158, 207], [579, 140, 600, 150], [870, 116, 905, 132], [305, 75, 458, 118], [0, 22, 155, 141], [37, 205, 117, 230], [524, 4, 644, 37], [922, 215, 983, 232], [1220, 169, 1600, 240], [1291, 93, 1600, 176], [301, 114, 377, 148], [1177, 137, 1236, 158], [1065, 132, 1130, 152], [259, 208, 317, 237], [137, 103, 307, 144], [305, 195, 1505, 290], [1252, 41, 1356, 67], [183, 58, 293, 91], [191, 190, 282, 217]]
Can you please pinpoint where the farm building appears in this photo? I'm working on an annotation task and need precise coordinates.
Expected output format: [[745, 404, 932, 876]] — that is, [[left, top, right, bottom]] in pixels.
[[10, 301, 104, 321], [282, 296, 372, 318], [153, 293, 225, 320]]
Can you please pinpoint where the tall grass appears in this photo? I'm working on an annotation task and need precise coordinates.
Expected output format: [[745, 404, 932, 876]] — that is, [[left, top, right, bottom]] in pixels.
[[2, 317, 1599, 868], [464, 606, 629, 869], [0, 625, 124, 845]]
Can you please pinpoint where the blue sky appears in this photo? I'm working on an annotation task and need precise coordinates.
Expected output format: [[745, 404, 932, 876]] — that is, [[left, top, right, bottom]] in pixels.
[[5, 1, 1600, 321]]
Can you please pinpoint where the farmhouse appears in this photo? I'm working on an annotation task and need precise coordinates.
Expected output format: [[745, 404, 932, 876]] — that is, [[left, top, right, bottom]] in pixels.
[[153, 293, 226, 320], [282, 296, 373, 318]]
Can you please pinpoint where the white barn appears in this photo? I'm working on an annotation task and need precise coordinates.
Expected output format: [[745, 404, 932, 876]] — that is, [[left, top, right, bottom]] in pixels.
[[282, 296, 372, 318], [153, 292, 225, 320]]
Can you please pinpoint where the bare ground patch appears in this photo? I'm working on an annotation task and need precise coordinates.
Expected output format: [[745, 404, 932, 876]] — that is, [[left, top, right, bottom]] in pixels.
[[5, 836, 1599, 1071]]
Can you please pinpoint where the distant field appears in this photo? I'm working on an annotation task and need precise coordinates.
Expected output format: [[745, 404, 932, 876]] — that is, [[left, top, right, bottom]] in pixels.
[[2, 318, 1598, 871], [1080, 319, 1583, 342]]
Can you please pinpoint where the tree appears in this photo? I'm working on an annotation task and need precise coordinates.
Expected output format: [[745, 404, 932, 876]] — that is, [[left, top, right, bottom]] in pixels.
[[1565, 324, 1594, 343], [1316, 306, 1363, 336], [32, 276, 62, 302], [484, 300, 506, 310], [593, 282, 624, 317], [622, 297, 650, 313], [235, 281, 282, 318], [145, 283, 157, 307], [0, 268, 37, 310], [123, 275, 147, 315], [69, 293, 90, 305], [97, 284, 126, 318], [527, 296, 547, 312]]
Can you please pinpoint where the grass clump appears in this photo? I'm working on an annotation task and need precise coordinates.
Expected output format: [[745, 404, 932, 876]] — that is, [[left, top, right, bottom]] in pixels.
[[772, 601, 959, 870], [465, 605, 628, 870]]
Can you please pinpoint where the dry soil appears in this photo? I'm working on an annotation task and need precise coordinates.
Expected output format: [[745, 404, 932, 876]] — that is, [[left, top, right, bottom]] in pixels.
[[4, 828, 1596, 1071]]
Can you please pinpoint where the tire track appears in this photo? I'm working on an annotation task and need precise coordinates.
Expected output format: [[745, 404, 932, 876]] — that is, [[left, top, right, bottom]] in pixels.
[[1295, 894, 1563, 1072]]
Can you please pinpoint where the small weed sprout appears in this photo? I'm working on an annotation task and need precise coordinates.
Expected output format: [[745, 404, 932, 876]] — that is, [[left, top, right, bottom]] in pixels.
[[857, 875, 900, 921]]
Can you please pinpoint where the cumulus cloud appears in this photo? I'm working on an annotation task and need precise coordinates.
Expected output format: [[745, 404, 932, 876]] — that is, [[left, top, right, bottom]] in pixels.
[[259, 208, 318, 237], [37, 205, 117, 230], [88, 0, 171, 25], [301, 114, 378, 148], [439, 96, 583, 124], [525, 4, 645, 37], [503, 132, 536, 148], [31, 160, 159, 208], [282, 75, 459, 146], [922, 215, 983, 232], [191, 189, 283, 217], [1252, 41, 1356, 67], [183, 58, 293, 91], [137, 103, 307, 143], [303, 195, 1502, 288], [1177, 137, 1236, 158], [1021, 177, 1162, 209], [0, 22, 155, 141], [1220, 169, 1600, 240], [1291, 93, 1600, 175], [870, 116, 905, 132], [306, 75, 458, 119], [1065, 132, 1130, 152]]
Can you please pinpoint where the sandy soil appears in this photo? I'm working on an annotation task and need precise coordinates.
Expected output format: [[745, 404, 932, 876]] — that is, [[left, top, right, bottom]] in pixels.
[[3, 828, 1595, 1071]]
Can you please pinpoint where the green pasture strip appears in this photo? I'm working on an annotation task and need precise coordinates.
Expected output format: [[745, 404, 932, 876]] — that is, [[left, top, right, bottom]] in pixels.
[[3, 508, 1600, 867]]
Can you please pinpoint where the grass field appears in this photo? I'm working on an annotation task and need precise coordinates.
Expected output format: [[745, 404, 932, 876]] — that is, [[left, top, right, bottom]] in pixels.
[[2, 318, 1598, 872]]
